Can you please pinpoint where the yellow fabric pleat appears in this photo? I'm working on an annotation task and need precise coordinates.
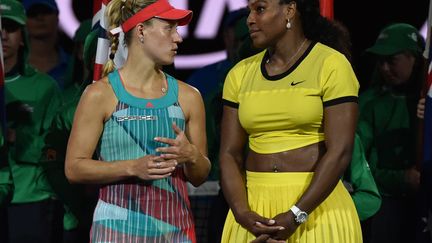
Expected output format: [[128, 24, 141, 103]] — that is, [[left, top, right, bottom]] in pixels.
[[221, 171, 362, 243]]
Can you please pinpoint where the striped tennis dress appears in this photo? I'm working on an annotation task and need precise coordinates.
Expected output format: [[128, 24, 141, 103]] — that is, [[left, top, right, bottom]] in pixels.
[[91, 70, 196, 243]]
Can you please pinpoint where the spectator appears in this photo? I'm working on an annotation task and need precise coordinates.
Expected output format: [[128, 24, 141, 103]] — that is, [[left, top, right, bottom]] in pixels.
[[23, 0, 70, 89], [357, 23, 426, 243], [1, 0, 63, 242], [41, 23, 98, 243], [343, 135, 382, 242]]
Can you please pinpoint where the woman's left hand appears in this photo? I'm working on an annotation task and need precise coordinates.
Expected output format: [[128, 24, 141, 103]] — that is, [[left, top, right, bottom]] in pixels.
[[154, 123, 199, 164], [263, 212, 298, 241]]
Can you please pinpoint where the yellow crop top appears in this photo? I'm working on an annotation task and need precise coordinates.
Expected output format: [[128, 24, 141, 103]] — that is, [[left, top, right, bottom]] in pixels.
[[222, 42, 359, 154]]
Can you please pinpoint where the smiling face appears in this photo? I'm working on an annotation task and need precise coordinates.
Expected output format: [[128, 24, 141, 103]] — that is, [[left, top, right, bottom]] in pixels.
[[247, 0, 290, 48], [138, 18, 183, 65]]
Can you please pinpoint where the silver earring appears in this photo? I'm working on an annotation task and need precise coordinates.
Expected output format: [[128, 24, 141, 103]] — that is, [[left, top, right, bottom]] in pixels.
[[139, 37, 144, 43], [286, 19, 292, 29]]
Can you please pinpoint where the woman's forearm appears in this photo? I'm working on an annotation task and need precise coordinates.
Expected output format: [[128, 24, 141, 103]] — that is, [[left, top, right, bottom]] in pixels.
[[184, 144, 211, 186], [294, 148, 352, 213], [220, 154, 249, 218], [65, 157, 133, 184]]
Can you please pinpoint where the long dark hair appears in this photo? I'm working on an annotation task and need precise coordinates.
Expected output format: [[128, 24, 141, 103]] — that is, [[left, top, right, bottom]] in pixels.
[[280, 0, 350, 58]]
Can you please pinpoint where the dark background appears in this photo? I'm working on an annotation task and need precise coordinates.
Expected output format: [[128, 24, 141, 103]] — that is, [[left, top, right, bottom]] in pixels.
[[64, 0, 429, 88], [335, 1, 429, 91]]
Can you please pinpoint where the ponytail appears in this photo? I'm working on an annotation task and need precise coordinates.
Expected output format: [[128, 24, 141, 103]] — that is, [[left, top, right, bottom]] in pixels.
[[102, 33, 119, 77], [102, 0, 124, 77]]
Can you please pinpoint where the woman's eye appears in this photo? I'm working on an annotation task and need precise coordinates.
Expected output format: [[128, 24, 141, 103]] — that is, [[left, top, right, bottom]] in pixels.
[[256, 6, 265, 13], [166, 25, 177, 32]]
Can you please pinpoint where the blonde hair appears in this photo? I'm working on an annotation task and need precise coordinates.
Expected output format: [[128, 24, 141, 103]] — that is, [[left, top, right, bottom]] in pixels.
[[102, 0, 157, 77]]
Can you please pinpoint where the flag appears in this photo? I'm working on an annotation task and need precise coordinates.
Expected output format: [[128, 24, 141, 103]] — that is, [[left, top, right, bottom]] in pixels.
[[422, 0, 432, 196], [320, 0, 334, 20], [419, 64, 432, 242], [418, 1, 432, 241], [92, 0, 127, 81], [425, 76, 432, 165], [424, 0, 432, 165]]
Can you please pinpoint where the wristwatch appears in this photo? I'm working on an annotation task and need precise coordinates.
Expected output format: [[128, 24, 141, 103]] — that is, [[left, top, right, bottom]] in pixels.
[[290, 205, 309, 224]]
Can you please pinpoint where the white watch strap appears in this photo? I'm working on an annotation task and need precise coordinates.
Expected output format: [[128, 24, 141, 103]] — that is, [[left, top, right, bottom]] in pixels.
[[290, 205, 301, 215]]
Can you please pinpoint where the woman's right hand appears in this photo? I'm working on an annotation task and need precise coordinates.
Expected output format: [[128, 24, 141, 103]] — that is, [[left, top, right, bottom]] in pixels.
[[234, 210, 285, 237], [128, 155, 177, 180]]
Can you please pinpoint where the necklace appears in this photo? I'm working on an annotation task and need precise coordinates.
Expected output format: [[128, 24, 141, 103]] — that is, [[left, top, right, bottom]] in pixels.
[[266, 38, 308, 65], [161, 75, 168, 94]]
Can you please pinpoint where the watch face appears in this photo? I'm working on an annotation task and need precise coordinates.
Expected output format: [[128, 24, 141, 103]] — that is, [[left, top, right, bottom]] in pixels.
[[295, 212, 308, 224]]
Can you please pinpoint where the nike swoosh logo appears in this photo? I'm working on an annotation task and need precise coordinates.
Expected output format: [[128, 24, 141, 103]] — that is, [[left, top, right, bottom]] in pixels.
[[291, 80, 306, 86]]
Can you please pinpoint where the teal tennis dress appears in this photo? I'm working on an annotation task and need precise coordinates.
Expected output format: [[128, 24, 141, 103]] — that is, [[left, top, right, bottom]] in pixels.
[[91, 70, 196, 243]]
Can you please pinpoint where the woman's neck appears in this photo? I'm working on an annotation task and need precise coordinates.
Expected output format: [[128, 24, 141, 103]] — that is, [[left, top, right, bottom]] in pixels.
[[122, 55, 160, 84], [267, 33, 308, 66], [119, 56, 167, 99]]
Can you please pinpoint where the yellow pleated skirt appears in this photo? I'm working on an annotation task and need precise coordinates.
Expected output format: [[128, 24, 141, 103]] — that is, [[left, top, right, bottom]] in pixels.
[[221, 171, 362, 243]]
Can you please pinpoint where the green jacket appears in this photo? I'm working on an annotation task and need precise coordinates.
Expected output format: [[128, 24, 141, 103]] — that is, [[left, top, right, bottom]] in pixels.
[[0, 126, 12, 205], [357, 87, 418, 197], [5, 70, 62, 203], [0, 156, 12, 206], [344, 135, 381, 221], [41, 80, 92, 230]]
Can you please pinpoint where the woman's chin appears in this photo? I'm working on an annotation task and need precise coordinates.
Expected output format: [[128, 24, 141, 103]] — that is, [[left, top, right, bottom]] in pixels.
[[250, 38, 267, 49]]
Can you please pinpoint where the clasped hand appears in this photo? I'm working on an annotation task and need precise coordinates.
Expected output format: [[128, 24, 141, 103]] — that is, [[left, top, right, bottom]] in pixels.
[[128, 123, 197, 181], [236, 210, 299, 243], [154, 123, 198, 164]]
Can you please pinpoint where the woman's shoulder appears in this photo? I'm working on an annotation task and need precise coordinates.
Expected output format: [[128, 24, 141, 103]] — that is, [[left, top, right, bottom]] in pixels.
[[313, 42, 347, 60], [223, 50, 266, 83], [177, 79, 201, 100], [176, 80, 204, 118], [310, 43, 352, 73], [230, 50, 266, 72], [81, 76, 115, 103]]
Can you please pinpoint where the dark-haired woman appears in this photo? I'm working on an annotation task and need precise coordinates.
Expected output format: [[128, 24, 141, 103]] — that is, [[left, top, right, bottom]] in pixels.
[[219, 0, 362, 242]]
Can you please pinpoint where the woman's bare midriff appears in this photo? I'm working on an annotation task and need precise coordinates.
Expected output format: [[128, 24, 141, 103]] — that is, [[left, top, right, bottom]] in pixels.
[[245, 141, 326, 172]]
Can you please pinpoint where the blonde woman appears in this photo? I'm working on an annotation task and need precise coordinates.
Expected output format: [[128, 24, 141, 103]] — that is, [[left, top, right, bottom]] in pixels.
[[65, 0, 210, 242]]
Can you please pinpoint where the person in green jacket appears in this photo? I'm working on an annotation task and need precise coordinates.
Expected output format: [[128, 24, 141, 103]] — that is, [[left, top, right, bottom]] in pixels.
[[343, 134, 381, 242], [41, 27, 98, 243], [1, 0, 63, 242], [344, 135, 381, 221], [357, 23, 426, 243]]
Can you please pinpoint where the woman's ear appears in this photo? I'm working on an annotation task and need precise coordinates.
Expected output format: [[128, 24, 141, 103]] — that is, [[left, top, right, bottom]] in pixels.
[[135, 23, 146, 40], [284, 1, 297, 20]]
